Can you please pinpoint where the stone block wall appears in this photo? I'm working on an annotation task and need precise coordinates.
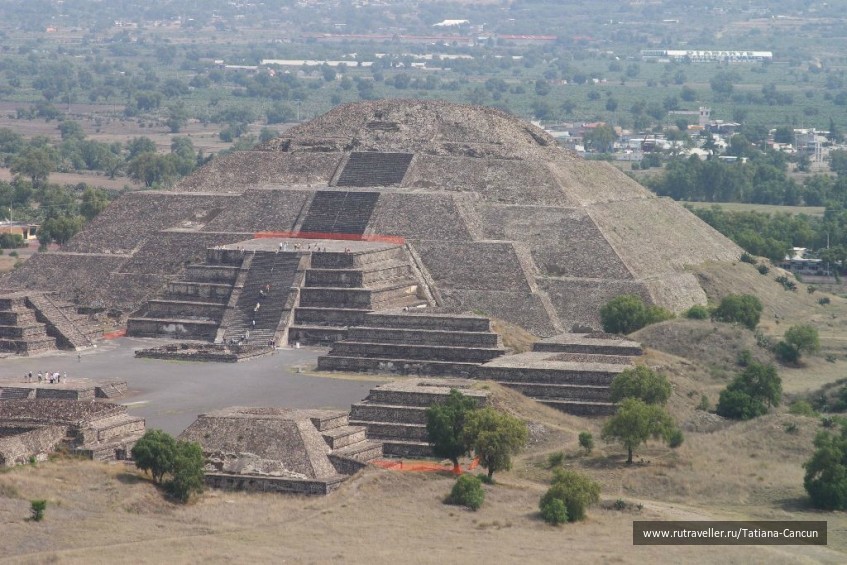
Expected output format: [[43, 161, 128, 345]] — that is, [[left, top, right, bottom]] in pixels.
[[0, 425, 67, 466], [204, 473, 345, 495]]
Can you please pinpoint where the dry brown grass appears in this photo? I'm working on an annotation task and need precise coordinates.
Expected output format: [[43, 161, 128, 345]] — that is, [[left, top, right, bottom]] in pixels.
[[490, 318, 538, 353]]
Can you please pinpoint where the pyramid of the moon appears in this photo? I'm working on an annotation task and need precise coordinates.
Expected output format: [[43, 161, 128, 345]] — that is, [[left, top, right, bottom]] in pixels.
[[2, 100, 740, 335]]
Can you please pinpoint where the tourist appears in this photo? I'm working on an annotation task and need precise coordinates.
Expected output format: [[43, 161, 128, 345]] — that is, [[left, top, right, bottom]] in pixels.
[[254, 302, 261, 312], [37, 372, 42, 383], [63, 372, 68, 383]]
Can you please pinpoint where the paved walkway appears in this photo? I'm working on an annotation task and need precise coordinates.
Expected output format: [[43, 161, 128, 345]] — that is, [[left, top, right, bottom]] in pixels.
[[0, 337, 383, 435]]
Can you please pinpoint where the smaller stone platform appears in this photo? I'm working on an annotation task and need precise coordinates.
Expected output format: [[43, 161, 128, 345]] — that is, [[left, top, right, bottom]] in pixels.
[[180, 406, 382, 495], [134, 342, 273, 363], [349, 379, 488, 458], [0, 375, 128, 401], [0, 399, 144, 466]]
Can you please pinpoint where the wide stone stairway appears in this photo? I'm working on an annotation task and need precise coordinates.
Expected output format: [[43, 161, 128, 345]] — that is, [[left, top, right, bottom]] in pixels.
[[299, 190, 380, 235], [0, 292, 100, 355], [222, 252, 301, 345], [335, 152, 413, 187], [317, 312, 505, 375]]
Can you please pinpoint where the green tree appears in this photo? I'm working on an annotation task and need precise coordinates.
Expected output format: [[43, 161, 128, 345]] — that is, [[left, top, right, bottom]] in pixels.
[[30, 500, 47, 522], [10, 146, 55, 186], [462, 407, 528, 480], [711, 294, 763, 329], [445, 474, 485, 511], [804, 428, 847, 510], [58, 120, 85, 141], [784, 324, 820, 356], [716, 362, 782, 419], [38, 215, 84, 245], [610, 366, 672, 406], [132, 429, 178, 484], [539, 469, 600, 522], [127, 152, 177, 187], [600, 294, 673, 334], [578, 432, 594, 453], [166, 440, 205, 503], [426, 389, 478, 472], [601, 398, 677, 464], [829, 149, 847, 176], [584, 124, 617, 153], [80, 187, 109, 221]]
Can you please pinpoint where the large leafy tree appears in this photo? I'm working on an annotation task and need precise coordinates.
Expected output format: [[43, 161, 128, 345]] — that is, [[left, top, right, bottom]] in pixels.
[[539, 469, 601, 523], [602, 398, 677, 464], [716, 362, 782, 420], [610, 366, 672, 406], [462, 407, 528, 480], [426, 389, 478, 472], [132, 429, 177, 484]]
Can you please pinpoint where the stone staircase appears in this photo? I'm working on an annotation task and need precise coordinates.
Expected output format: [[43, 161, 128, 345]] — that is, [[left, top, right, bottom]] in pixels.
[[72, 412, 146, 462], [299, 190, 380, 234], [0, 387, 34, 400], [472, 333, 644, 416], [335, 152, 413, 187], [0, 293, 98, 356], [289, 246, 425, 345], [317, 312, 505, 376], [310, 412, 383, 473], [127, 248, 242, 340], [222, 252, 302, 345], [26, 293, 98, 350], [348, 379, 488, 458]]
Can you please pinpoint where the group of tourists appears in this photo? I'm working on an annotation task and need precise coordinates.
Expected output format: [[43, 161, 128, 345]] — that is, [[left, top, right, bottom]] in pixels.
[[23, 370, 68, 384]]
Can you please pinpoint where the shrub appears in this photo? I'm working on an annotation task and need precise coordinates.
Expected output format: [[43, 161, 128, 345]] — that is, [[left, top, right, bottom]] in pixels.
[[539, 469, 601, 522], [697, 395, 710, 411], [774, 340, 800, 364], [600, 294, 673, 335], [132, 430, 204, 503], [445, 474, 485, 511], [757, 264, 770, 275], [784, 324, 820, 357], [578, 432, 594, 453], [132, 429, 177, 484], [740, 252, 756, 264], [775, 275, 798, 291], [789, 400, 818, 417], [736, 349, 753, 367], [807, 285, 817, 294], [804, 428, 847, 510], [711, 294, 763, 329], [30, 499, 46, 522], [685, 304, 710, 320], [819, 296, 831, 305], [165, 441, 205, 503], [547, 451, 565, 468], [785, 422, 799, 434], [668, 429, 684, 448], [609, 366, 671, 406], [716, 389, 767, 420], [540, 496, 568, 525]]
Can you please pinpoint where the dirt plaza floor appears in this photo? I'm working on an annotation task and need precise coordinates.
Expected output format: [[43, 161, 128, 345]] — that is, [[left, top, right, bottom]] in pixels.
[[0, 337, 383, 434]]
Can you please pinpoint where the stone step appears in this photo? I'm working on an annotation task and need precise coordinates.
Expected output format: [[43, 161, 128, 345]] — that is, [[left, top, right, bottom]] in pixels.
[[539, 399, 617, 417], [349, 420, 429, 442], [298, 280, 418, 309], [0, 387, 34, 400], [309, 412, 349, 431], [329, 342, 505, 364], [321, 426, 367, 449], [318, 355, 482, 377], [145, 299, 226, 320], [346, 327, 500, 348], [364, 388, 487, 408], [380, 440, 433, 459], [126, 318, 219, 340], [166, 281, 233, 303], [293, 307, 371, 327], [331, 439, 383, 462], [349, 402, 427, 425], [310, 247, 406, 269], [358, 313, 492, 332], [0, 324, 50, 339], [532, 342, 644, 357], [305, 262, 413, 288], [473, 366, 623, 386], [288, 325, 348, 346], [184, 264, 241, 283], [0, 337, 57, 355], [501, 382, 612, 402]]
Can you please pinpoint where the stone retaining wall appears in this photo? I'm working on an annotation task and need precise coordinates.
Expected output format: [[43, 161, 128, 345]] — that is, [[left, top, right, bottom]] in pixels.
[[204, 472, 345, 495]]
